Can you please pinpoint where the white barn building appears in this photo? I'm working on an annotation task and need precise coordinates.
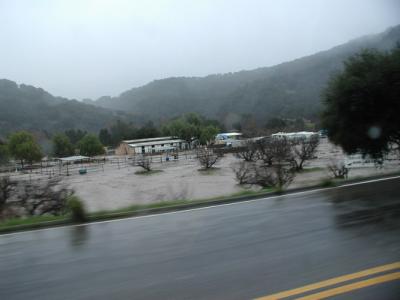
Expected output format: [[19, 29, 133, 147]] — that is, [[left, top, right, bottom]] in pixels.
[[115, 137, 187, 155], [271, 131, 319, 140], [215, 132, 243, 147]]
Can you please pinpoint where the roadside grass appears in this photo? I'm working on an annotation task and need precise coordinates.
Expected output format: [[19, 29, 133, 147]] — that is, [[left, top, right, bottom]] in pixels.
[[0, 215, 67, 230], [91, 187, 276, 217], [215, 187, 274, 199], [89, 199, 191, 217], [298, 167, 324, 173], [134, 169, 163, 175], [318, 178, 337, 187], [0, 187, 276, 232]]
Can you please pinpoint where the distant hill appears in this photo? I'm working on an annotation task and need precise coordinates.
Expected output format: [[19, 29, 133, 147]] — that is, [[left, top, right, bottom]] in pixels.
[[92, 25, 400, 127], [0, 79, 141, 138], [1, 25, 399, 139]]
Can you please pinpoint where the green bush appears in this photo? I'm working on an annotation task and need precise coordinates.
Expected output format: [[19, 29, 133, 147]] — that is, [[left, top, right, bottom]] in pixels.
[[319, 178, 336, 188], [67, 196, 87, 222]]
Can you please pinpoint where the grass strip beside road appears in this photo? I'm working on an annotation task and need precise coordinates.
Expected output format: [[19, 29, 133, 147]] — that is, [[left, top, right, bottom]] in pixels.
[[1, 171, 400, 234], [84, 188, 274, 221], [0, 188, 273, 234], [0, 215, 69, 234], [0, 215, 67, 230]]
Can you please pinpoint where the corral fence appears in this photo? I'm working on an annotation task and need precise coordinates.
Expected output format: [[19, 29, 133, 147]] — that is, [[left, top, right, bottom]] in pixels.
[[0, 146, 246, 181], [0, 149, 202, 180]]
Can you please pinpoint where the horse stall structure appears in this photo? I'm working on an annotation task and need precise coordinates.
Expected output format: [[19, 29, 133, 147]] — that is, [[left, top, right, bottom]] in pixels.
[[115, 137, 188, 156], [56, 155, 92, 176], [271, 131, 319, 141], [215, 132, 243, 147]]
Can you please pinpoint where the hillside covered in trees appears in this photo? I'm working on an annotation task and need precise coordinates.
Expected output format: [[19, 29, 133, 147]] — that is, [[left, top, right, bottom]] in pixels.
[[1, 25, 399, 140], [91, 25, 400, 127], [0, 80, 143, 139]]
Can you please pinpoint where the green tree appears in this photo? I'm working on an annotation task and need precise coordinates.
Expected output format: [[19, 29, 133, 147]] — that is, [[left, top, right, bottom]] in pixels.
[[162, 113, 220, 146], [64, 129, 87, 146], [199, 125, 219, 145], [8, 131, 42, 167], [136, 121, 160, 139], [184, 112, 202, 127], [0, 140, 9, 165], [78, 134, 105, 156], [109, 120, 136, 145], [322, 47, 400, 158], [98, 128, 112, 146], [52, 133, 75, 158], [162, 119, 196, 144]]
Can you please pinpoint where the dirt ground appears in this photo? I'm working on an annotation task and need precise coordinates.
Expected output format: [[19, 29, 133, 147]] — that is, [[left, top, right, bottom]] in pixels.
[[60, 139, 400, 212]]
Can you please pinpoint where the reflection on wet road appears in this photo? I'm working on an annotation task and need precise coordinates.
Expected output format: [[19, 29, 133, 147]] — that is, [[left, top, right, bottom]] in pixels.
[[0, 178, 399, 299]]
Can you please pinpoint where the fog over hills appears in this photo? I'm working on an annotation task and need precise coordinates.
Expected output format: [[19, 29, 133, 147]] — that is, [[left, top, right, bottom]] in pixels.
[[0, 24, 399, 138], [90, 24, 400, 127]]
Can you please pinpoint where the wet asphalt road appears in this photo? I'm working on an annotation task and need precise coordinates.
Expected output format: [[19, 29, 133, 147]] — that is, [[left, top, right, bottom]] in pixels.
[[1, 177, 400, 300]]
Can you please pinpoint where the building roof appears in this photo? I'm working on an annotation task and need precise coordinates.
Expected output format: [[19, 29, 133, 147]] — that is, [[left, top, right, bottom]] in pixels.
[[57, 155, 90, 162], [217, 132, 242, 137], [128, 139, 184, 148], [122, 136, 176, 144], [271, 131, 318, 137], [216, 132, 243, 140]]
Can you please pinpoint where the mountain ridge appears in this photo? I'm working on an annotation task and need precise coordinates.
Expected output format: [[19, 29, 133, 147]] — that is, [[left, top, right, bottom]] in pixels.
[[0, 79, 142, 138], [90, 24, 400, 127], [1, 24, 399, 137]]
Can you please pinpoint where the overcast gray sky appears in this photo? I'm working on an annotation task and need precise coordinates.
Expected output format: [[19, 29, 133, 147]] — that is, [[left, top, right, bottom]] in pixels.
[[0, 0, 399, 100]]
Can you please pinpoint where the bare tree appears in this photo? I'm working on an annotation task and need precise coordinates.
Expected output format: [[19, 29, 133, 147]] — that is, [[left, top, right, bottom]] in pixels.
[[1, 176, 73, 219], [274, 163, 296, 188], [17, 178, 71, 216], [252, 164, 276, 187], [257, 137, 292, 166], [233, 161, 255, 184], [234, 138, 296, 189], [327, 159, 349, 179], [236, 140, 258, 162], [389, 142, 400, 161], [197, 148, 220, 169], [290, 136, 320, 171], [0, 176, 17, 218], [234, 162, 295, 189], [254, 163, 295, 189], [136, 156, 152, 172]]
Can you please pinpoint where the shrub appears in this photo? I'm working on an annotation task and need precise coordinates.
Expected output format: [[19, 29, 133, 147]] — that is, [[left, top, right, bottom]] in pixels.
[[67, 196, 87, 222], [233, 161, 255, 184], [327, 158, 349, 179], [236, 140, 258, 162], [319, 178, 336, 188]]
